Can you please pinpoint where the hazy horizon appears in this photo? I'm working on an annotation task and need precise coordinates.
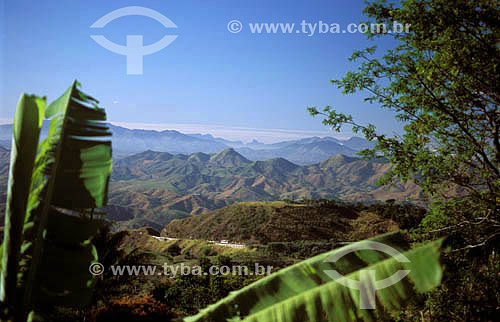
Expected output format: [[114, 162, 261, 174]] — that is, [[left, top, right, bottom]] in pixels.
[[0, 117, 356, 144]]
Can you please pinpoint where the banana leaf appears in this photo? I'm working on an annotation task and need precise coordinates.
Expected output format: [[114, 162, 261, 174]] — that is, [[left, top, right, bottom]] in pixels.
[[18, 81, 112, 310], [0, 94, 45, 307], [186, 232, 444, 322], [32, 209, 106, 306]]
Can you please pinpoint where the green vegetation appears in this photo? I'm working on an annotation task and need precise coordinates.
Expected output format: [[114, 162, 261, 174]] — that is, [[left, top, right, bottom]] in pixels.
[[152, 255, 262, 316], [310, 0, 499, 204], [365, 199, 426, 229], [0, 81, 112, 321], [60, 227, 267, 320], [39, 220, 440, 321], [164, 199, 418, 247], [164, 200, 362, 243], [28, 201, 408, 321], [187, 232, 444, 322], [309, 0, 500, 319], [1, 197, 439, 321]]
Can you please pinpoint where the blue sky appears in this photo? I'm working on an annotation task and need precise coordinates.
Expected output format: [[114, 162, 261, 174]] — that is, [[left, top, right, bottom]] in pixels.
[[0, 0, 403, 143]]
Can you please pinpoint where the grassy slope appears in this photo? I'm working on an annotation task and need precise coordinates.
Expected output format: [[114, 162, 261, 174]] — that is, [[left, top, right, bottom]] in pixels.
[[163, 201, 399, 244]]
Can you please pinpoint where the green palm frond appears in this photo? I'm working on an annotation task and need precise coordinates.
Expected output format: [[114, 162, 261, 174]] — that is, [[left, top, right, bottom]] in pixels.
[[0, 81, 113, 320], [186, 232, 444, 322], [0, 94, 45, 307], [31, 80, 112, 211], [21, 81, 112, 309]]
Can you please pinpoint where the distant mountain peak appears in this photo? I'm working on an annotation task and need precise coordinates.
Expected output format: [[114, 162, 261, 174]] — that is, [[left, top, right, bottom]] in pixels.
[[246, 139, 265, 147], [188, 152, 211, 163], [268, 157, 298, 167], [134, 150, 174, 160], [136, 149, 161, 157], [320, 154, 358, 168], [252, 157, 300, 174], [209, 149, 251, 167], [0, 122, 376, 164]]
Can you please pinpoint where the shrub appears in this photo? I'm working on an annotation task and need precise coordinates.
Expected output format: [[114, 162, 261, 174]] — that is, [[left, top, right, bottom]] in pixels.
[[201, 246, 216, 256], [166, 243, 181, 256], [87, 295, 180, 322]]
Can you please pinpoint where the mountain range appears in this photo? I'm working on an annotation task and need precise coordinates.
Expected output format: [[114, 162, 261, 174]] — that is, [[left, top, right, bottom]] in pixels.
[[0, 141, 422, 231], [0, 123, 375, 165], [106, 149, 423, 231], [0, 120, 426, 233]]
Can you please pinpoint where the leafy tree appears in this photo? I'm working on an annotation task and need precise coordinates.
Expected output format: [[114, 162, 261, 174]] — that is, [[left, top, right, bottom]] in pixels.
[[214, 254, 232, 267], [309, 0, 500, 215], [308, 1, 500, 318]]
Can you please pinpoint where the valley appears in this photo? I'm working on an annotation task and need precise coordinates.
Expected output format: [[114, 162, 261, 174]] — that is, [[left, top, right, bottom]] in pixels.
[[0, 142, 423, 231], [106, 149, 423, 231]]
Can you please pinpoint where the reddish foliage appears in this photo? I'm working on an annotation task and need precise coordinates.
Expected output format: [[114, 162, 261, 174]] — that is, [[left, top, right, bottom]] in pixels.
[[87, 295, 180, 322]]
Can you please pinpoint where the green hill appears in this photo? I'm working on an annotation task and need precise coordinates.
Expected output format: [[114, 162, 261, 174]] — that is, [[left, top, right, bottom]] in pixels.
[[163, 201, 399, 244]]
